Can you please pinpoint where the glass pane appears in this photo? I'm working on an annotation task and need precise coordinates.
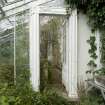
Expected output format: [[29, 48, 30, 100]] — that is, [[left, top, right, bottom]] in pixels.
[[15, 11, 29, 81], [0, 17, 14, 85], [40, 15, 67, 93]]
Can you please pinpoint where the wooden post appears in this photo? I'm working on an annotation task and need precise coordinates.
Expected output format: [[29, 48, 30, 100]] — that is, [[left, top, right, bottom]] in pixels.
[[29, 7, 40, 91], [68, 10, 78, 98]]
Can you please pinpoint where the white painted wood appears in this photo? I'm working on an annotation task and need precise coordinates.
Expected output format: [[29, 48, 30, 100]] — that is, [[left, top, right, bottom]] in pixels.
[[41, 0, 65, 7], [4, 2, 32, 17], [2, 0, 55, 17], [3, 0, 32, 11], [29, 7, 40, 91], [62, 19, 69, 92], [13, 15, 16, 85], [4, 6, 67, 18], [39, 6, 66, 15], [3, 0, 52, 11], [68, 10, 78, 98], [62, 18, 69, 93]]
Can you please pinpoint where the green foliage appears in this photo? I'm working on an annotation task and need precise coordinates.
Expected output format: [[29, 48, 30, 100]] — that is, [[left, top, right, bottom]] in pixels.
[[0, 57, 104, 105], [80, 93, 105, 105], [40, 59, 53, 91], [0, 29, 14, 64], [78, 86, 105, 105], [94, 68, 105, 75], [87, 36, 97, 59], [0, 68, 103, 105], [40, 59, 48, 91], [87, 1, 105, 31], [0, 64, 14, 85], [87, 36, 97, 71], [86, 2, 105, 74], [88, 60, 97, 68], [0, 68, 74, 105], [16, 20, 29, 66], [65, 0, 90, 13], [100, 33, 105, 66]]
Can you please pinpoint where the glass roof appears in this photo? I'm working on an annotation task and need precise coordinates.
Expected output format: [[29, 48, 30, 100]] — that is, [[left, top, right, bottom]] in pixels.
[[0, 0, 65, 20], [6, 0, 23, 5], [0, 0, 23, 7], [0, 0, 29, 19]]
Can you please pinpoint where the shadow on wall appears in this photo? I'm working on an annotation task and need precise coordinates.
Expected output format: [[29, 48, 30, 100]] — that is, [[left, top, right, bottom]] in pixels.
[[77, 12, 92, 86]]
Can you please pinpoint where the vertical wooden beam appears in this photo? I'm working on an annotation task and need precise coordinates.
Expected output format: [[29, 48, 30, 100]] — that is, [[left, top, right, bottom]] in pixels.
[[14, 15, 16, 85], [68, 9, 78, 98], [64, 18, 69, 93], [29, 7, 40, 91]]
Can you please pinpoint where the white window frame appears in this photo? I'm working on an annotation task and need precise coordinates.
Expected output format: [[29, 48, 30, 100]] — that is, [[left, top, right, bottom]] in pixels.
[[29, 5, 78, 99]]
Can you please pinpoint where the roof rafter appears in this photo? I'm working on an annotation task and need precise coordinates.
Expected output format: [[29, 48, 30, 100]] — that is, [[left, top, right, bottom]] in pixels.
[[0, 6, 5, 17], [1, 0, 56, 18]]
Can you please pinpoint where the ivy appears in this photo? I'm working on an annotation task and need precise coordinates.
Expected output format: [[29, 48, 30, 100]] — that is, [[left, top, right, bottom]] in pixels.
[[87, 36, 97, 60], [86, 36, 97, 75]]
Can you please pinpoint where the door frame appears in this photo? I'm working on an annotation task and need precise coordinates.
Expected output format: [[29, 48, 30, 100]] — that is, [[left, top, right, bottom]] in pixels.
[[29, 5, 78, 98]]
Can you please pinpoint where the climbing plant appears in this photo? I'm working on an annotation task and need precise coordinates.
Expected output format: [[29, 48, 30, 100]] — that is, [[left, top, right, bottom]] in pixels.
[[65, 0, 105, 74], [87, 36, 97, 68]]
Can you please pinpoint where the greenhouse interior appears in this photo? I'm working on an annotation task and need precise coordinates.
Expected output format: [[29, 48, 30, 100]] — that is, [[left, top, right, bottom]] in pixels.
[[0, 0, 105, 105]]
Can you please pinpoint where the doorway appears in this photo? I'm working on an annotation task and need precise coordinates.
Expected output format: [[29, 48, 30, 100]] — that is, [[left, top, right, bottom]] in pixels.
[[30, 7, 78, 98], [40, 15, 67, 95]]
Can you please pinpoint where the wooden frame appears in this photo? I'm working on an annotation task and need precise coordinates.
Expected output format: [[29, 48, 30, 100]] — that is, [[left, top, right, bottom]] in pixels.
[[29, 4, 78, 98], [2, 0, 55, 17]]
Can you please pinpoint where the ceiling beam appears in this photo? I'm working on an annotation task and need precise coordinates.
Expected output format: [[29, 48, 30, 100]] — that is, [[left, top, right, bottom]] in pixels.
[[0, 0, 5, 6], [39, 6, 67, 15], [4, 0, 7, 3], [2, 0, 56, 17], [0, 6, 5, 17]]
